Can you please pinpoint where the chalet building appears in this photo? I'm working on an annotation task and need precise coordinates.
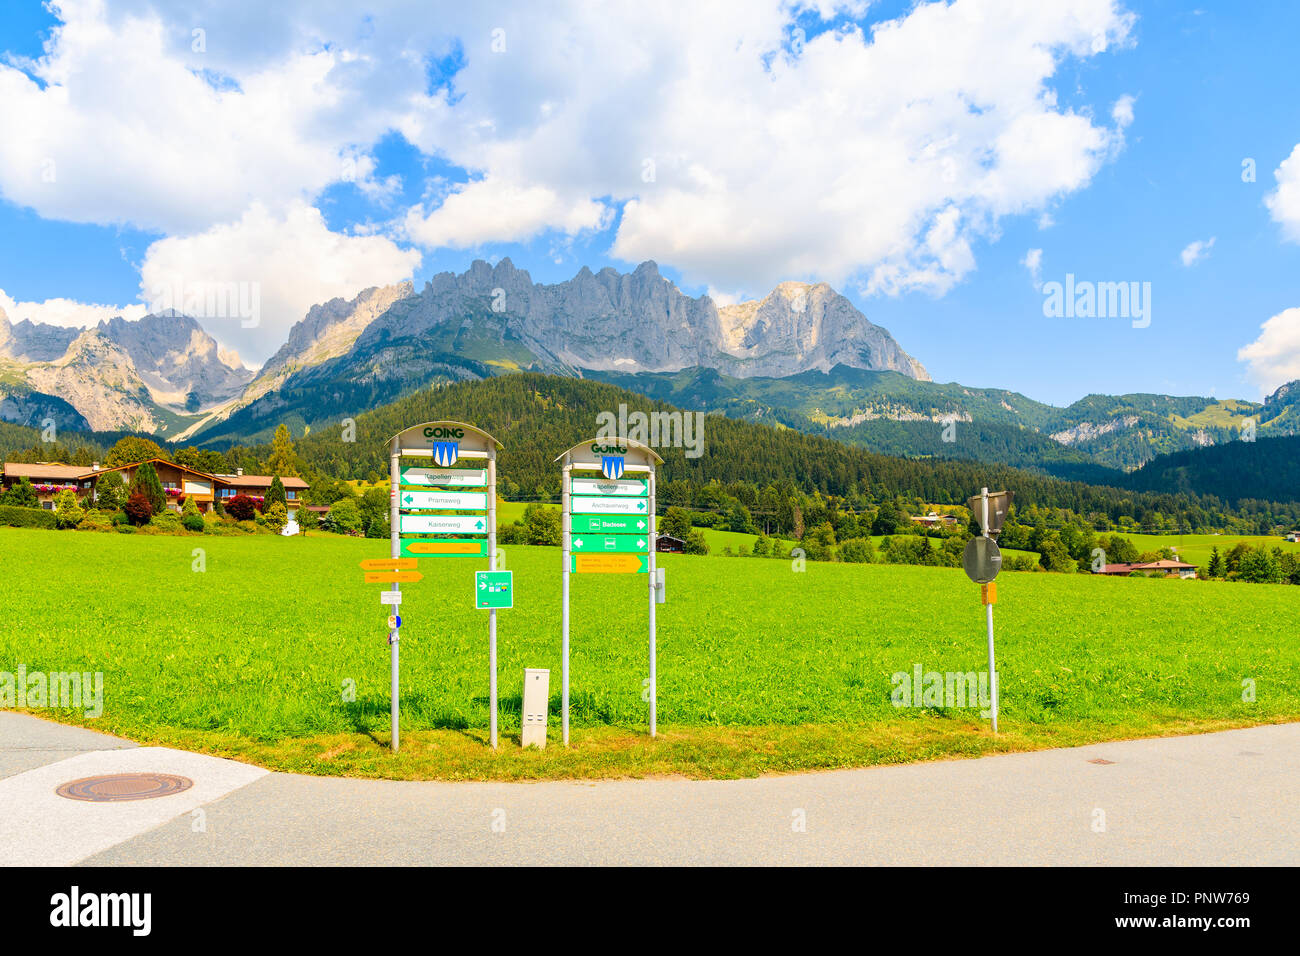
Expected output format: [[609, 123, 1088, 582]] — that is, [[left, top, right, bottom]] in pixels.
[[911, 511, 959, 528], [1093, 559, 1197, 579], [656, 534, 686, 553], [1, 459, 308, 517]]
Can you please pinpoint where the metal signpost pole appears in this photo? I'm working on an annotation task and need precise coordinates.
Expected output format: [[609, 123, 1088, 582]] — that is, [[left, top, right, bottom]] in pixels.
[[648, 465, 657, 738], [488, 450, 498, 750], [561, 459, 571, 746], [981, 487, 998, 733], [389, 444, 401, 753]]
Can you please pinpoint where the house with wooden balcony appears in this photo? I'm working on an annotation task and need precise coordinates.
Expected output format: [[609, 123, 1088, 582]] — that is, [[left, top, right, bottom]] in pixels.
[[2, 459, 308, 518]]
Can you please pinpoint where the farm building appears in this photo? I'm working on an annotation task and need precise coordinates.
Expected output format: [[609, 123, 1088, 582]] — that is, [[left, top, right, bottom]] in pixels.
[[1, 459, 308, 517], [656, 534, 686, 553], [1093, 559, 1197, 579]]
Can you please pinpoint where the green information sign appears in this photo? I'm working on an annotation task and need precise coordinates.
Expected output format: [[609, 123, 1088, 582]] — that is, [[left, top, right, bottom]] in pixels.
[[570, 514, 650, 534], [571, 533, 648, 554], [475, 570, 513, 610]]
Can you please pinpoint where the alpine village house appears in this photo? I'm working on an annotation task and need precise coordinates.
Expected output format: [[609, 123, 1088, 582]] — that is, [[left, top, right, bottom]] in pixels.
[[2, 458, 308, 522]]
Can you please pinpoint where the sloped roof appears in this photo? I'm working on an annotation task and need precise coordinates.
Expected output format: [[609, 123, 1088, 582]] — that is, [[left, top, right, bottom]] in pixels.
[[3, 463, 89, 481]]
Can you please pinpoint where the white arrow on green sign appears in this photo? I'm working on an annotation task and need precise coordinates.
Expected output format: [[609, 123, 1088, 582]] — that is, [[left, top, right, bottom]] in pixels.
[[571, 533, 648, 553], [570, 477, 648, 497], [400, 467, 487, 488], [399, 490, 487, 511], [571, 495, 649, 515], [399, 514, 487, 534], [570, 514, 648, 534]]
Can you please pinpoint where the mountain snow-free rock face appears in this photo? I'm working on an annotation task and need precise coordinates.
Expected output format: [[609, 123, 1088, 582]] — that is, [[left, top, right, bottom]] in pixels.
[[351, 259, 927, 379], [0, 310, 253, 432], [172, 283, 415, 441], [716, 282, 930, 380], [0, 310, 80, 362]]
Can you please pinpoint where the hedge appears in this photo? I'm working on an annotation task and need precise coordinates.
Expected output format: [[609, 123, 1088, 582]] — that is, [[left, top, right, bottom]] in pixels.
[[0, 505, 57, 529]]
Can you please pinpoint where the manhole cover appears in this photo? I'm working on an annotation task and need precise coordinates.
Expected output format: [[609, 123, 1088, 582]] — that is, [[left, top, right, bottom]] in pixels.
[[1087, 758, 1115, 765], [55, 773, 194, 802]]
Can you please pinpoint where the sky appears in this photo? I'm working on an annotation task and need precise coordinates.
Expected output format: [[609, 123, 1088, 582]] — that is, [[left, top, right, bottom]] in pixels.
[[0, 0, 1297, 406]]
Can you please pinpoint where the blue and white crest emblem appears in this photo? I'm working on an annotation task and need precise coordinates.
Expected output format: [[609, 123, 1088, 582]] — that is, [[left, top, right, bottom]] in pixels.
[[601, 455, 625, 480], [433, 441, 459, 467]]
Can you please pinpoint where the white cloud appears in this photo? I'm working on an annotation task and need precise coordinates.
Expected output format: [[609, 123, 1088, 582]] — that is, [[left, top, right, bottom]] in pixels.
[[138, 201, 421, 363], [0, 0, 1137, 315], [1266, 144, 1300, 242], [1111, 94, 1136, 128], [1021, 248, 1044, 289], [1180, 236, 1215, 267], [1238, 307, 1300, 396], [0, 289, 146, 328]]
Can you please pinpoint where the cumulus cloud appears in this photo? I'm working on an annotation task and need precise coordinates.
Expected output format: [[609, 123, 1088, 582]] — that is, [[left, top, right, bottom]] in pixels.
[[1021, 248, 1044, 289], [0, 0, 1138, 324], [0, 289, 147, 328], [1180, 237, 1215, 267], [138, 201, 421, 362], [1266, 144, 1300, 242], [1238, 307, 1300, 396]]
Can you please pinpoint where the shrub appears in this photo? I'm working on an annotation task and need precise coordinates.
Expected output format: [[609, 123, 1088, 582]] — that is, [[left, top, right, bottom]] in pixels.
[[523, 504, 560, 546], [364, 513, 387, 538], [263, 501, 289, 534], [322, 497, 363, 535], [52, 488, 85, 529], [297, 506, 319, 530], [93, 473, 127, 511], [123, 492, 153, 526], [76, 509, 115, 532], [225, 494, 258, 521], [116, 524, 136, 534], [266, 475, 287, 511], [684, 529, 710, 555], [182, 514, 206, 532], [0, 504, 56, 529], [130, 461, 166, 515], [0, 476, 40, 508], [839, 537, 875, 564]]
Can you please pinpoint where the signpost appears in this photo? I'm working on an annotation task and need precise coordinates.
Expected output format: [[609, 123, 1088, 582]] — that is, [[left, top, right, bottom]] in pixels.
[[965, 487, 1013, 733], [385, 420, 504, 752], [555, 438, 663, 746]]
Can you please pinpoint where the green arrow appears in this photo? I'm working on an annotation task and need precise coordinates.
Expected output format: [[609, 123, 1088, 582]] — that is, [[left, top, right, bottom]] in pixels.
[[637, 501, 646, 510], [475, 519, 484, 530]]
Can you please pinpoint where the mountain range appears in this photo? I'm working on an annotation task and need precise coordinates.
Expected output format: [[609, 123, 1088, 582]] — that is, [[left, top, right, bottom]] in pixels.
[[1, 259, 1295, 490]]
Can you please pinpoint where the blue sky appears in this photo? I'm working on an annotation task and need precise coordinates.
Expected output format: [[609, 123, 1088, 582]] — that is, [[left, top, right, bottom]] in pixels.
[[0, 0, 1297, 406]]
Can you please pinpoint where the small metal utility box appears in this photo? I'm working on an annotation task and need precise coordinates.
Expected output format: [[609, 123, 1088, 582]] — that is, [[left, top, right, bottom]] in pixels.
[[522, 668, 550, 748]]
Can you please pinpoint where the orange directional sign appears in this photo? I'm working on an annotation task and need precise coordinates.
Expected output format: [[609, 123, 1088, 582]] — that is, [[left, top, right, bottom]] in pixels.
[[359, 558, 418, 571], [401, 539, 488, 556], [364, 570, 424, 584], [571, 553, 649, 574]]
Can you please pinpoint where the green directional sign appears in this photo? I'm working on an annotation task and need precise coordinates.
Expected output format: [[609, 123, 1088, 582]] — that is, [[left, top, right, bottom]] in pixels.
[[475, 570, 513, 609], [571, 533, 649, 554], [571, 495, 649, 515], [570, 476, 648, 497], [571, 514, 650, 534]]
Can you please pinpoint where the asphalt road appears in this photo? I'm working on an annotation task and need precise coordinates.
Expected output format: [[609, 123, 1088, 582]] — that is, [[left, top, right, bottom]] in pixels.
[[2, 712, 1295, 865]]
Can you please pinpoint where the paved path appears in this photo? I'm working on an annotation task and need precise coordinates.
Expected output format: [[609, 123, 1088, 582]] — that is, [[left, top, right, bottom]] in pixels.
[[2, 712, 1295, 865]]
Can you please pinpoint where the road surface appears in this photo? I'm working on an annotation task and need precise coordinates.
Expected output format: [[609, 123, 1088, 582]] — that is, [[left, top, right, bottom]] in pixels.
[[1, 712, 1294, 865]]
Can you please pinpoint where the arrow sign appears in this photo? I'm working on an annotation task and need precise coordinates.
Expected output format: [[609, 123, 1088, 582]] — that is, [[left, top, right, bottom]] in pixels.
[[399, 514, 487, 534], [570, 514, 648, 534], [571, 495, 648, 515], [399, 490, 487, 511], [364, 570, 423, 584], [400, 467, 487, 488], [359, 557, 418, 571], [571, 533, 648, 554], [571, 553, 649, 574], [570, 477, 648, 497], [400, 538, 488, 557]]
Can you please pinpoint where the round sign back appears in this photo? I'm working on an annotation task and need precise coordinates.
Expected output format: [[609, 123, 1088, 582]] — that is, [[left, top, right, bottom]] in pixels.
[[963, 536, 1002, 584]]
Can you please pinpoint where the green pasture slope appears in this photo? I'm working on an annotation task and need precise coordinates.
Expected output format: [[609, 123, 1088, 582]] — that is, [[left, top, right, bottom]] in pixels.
[[1108, 532, 1300, 568], [1, 526, 1297, 780]]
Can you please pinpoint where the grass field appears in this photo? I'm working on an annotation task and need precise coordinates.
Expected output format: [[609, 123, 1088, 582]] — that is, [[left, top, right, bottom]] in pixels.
[[1108, 532, 1300, 568], [2, 526, 1297, 780]]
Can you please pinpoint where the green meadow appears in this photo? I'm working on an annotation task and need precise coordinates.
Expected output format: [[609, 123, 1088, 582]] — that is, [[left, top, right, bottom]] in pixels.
[[1107, 532, 1300, 568], [1, 526, 1297, 780]]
